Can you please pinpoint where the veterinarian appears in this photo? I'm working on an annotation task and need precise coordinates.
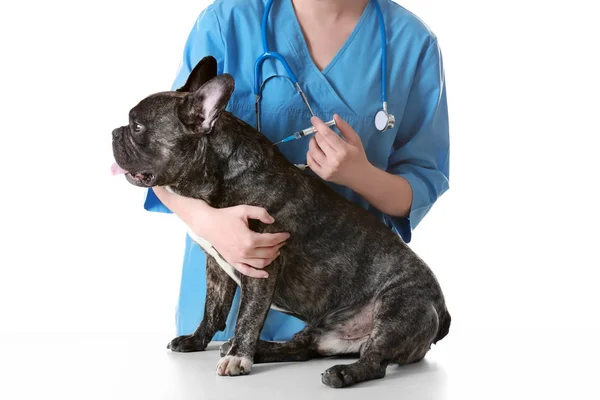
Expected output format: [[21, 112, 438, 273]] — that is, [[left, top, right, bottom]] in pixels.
[[145, 0, 450, 342]]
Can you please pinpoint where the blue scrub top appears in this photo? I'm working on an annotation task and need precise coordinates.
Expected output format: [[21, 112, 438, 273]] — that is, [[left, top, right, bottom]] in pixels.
[[144, 0, 450, 341]]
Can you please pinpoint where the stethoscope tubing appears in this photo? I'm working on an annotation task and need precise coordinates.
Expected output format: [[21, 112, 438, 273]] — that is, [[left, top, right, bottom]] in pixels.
[[254, 0, 393, 132]]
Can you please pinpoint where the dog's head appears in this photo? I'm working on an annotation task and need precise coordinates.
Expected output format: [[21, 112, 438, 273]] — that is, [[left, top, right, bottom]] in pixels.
[[111, 56, 234, 187]]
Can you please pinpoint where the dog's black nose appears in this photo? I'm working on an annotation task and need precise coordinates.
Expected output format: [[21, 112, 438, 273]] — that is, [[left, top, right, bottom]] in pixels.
[[112, 127, 122, 140]]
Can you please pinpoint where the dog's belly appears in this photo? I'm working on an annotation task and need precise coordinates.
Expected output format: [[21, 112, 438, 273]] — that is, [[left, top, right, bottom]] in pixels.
[[316, 301, 377, 355], [317, 332, 370, 355]]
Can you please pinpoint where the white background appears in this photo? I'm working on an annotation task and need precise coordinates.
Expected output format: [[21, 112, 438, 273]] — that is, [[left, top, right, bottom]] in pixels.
[[0, 0, 599, 399]]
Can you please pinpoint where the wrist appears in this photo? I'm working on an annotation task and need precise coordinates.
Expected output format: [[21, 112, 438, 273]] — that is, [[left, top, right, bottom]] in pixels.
[[345, 160, 377, 193], [188, 201, 219, 238]]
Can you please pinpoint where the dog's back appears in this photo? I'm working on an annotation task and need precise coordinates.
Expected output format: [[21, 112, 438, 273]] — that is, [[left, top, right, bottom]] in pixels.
[[204, 113, 450, 354]]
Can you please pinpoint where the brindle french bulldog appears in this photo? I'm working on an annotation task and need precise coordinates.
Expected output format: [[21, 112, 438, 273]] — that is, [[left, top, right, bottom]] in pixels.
[[111, 56, 450, 388]]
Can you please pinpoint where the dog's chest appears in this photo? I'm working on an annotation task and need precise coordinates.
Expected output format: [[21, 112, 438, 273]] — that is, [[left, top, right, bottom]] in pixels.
[[187, 230, 290, 314], [166, 186, 290, 314]]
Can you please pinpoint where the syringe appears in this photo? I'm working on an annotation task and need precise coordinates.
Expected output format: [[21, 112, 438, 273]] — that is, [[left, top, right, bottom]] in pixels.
[[273, 119, 337, 146]]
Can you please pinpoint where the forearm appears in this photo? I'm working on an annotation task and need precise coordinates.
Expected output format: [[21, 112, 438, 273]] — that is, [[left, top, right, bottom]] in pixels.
[[347, 163, 413, 218], [151, 187, 215, 235]]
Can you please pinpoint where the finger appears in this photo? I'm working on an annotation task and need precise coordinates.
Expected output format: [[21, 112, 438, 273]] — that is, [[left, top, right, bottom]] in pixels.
[[250, 231, 290, 247], [313, 131, 336, 156], [308, 136, 327, 165], [267, 251, 281, 266], [310, 116, 343, 150], [333, 114, 362, 146], [240, 258, 269, 269], [241, 206, 275, 224], [242, 242, 284, 259], [234, 263, 269, 279], [306, 150, 323, 174], [242, 250, 281, 269]]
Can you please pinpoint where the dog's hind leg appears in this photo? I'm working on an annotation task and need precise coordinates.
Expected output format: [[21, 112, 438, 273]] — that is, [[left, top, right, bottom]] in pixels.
[[321, 299, 440, 388], [167, 255, 237, 352], [220, 326, 322, 363]]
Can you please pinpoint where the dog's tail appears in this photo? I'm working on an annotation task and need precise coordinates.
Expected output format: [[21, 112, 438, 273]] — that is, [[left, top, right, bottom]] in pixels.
[[433, 307, 451, 344]]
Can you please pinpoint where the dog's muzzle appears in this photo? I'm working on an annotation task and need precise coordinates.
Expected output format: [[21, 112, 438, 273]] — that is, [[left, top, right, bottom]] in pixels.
[[112, 127, 125, 140]]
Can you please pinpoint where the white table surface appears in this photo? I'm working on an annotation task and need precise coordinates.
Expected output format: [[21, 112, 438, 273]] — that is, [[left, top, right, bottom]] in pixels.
[[1, 328, 598, 400]]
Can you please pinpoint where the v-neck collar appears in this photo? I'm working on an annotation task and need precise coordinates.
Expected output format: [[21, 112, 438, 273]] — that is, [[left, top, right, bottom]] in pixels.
[[283, 0, 374, 76], [278, 0, 374, 116]]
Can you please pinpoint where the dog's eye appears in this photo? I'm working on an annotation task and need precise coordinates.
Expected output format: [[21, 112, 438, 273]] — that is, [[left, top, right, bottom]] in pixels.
[[132, 123, 144, 133]]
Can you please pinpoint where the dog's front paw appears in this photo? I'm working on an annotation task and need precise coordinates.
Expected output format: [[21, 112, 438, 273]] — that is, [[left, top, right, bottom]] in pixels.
[[167, 334, 206, 352], [216, 355, 253, 376]]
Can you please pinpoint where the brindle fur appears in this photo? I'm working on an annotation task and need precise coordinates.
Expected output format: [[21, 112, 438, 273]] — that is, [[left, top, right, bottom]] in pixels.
[[112, 56, 451, 388]]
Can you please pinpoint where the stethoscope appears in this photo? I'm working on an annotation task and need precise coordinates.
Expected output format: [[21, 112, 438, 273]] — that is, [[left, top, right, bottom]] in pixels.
[[254, 0, 395, 134]]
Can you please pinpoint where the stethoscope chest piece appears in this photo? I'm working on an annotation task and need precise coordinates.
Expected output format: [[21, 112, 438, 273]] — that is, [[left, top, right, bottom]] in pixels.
[[374, 103, 395, 132]]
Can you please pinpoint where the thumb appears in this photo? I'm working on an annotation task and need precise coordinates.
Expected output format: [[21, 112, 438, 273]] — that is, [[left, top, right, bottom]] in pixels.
[[241, 205, 275, 224], [334, 114, 361, 146]]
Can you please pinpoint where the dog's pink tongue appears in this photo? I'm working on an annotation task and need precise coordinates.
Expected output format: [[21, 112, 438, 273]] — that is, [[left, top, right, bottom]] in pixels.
[[111, 162, 128, 175]]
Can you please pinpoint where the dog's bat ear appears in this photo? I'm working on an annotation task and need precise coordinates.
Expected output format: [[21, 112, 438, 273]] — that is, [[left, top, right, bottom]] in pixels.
[[176, 56, 218, 93], [178, 73, 235, 134]]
